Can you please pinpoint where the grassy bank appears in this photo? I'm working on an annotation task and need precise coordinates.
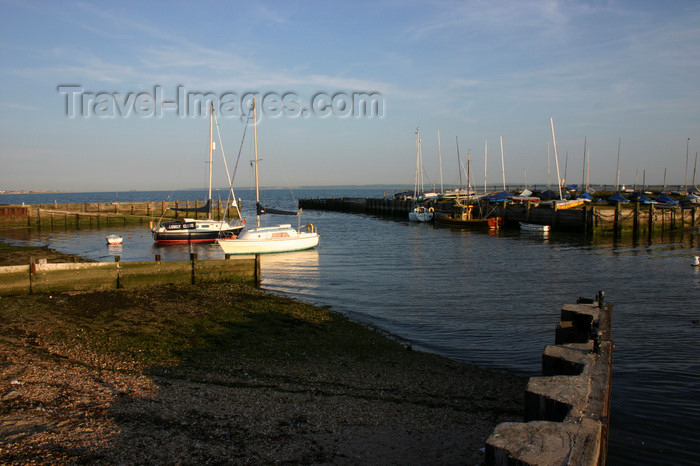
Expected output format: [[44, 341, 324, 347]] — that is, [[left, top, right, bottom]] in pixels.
[[0, 242, 526, 464]]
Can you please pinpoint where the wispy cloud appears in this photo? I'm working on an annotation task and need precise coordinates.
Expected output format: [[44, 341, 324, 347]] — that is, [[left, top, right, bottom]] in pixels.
[[6, 2, 390, 95], [2, 102, 39, 111]]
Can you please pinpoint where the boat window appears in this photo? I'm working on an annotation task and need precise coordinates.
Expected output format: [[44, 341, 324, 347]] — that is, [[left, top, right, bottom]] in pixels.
[[271, 232, 289, 238]]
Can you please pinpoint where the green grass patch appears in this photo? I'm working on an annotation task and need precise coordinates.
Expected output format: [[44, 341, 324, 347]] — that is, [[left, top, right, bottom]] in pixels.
[[0, 282, 404, 372]]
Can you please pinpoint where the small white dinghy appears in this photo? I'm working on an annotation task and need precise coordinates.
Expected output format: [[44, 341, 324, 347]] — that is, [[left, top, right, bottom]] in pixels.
[[106, 235, 123, 245], [692, 256, 700, 267], [519, 222, 550, 232]]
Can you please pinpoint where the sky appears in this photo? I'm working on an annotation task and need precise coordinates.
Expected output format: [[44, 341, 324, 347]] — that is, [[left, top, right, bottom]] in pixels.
[[1, 0, 699, 192]]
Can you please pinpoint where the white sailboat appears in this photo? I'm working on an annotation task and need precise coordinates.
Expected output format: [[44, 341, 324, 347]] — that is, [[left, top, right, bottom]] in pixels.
[[545, 118, 585, 210], [216, 99, 319, 255], [151, 103, 245, 243], [408, 127, 434, 222]]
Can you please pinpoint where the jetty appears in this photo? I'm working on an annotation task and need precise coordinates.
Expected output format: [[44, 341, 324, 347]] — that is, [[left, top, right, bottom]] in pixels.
[[486, 292, 613, 465], [0, 199, 242, 229], [298, 196, 699, 236]]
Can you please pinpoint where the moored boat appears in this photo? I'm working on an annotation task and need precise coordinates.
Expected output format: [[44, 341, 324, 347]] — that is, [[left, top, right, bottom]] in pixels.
[[519, 222, 550, 232], [434, 203, 502, 229], [216, 98, 320, 255], [607, 193, 630, 204], [408, 205, 434, 222], [553, 198, 586, 209], [151, 104, 245, 244], [106, 234, 123, 245], [151, 216, 244, 244], [408, 128, 434, 222], [681, 193, 700, 205], [654, 194, 679, 207], [219, 223, 319, 255]]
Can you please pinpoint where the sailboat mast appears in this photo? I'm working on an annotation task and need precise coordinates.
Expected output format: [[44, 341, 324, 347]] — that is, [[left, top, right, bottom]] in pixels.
[[663, 167, 667, 191], [456, 136, 463, 190], [581, 137, 587, 191], [586, 147, 590, 192], [418, 133, 424, 196], [500, 136, 505, 191], [685, 138, 690, 193], [414, 127, 420, 198], [484, 139, 488, 194], [438, 130, 443, 194], [208, 103, 214, 219], [551, 118, 563, 200], [615, 138, 621, 191], [467, 151, 471, 196], [547, 142, 551, 191], [253, 98, 261, 228]]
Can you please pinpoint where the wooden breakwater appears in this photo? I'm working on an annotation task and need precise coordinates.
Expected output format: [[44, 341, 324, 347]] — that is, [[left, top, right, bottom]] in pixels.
[[0, 254, 259, 296], [496, 202, 698, 235], [0, 200, 243, 229], [486, 292, 613, 465], [299, 197, 414, 218], [298, 197, 699, 236]]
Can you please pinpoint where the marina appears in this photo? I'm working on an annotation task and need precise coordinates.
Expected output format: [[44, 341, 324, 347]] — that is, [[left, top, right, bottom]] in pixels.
[[299, 193, 699, 236], [1, 187, 700, 464]]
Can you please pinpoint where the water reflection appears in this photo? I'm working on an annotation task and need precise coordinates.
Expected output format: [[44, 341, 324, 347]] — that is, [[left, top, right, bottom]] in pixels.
[[260, 249, 321, 295]]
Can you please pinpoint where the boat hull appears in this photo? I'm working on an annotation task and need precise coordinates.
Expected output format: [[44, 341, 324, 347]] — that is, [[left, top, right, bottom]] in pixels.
[[408, 210, 434, 222], [217, 233, 319, 254], [106, 235, 123, 245], [151, 219, 244, 244], [435, 214, 502, 229], [519, 222, 551, 232], [217, 224, 319, 254]]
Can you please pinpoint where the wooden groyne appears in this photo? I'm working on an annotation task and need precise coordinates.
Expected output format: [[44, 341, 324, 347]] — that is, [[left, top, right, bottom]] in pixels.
[[298, 197, 699, 236], [486, 292, 613, 465], [0, 254, 259, 296], [0, 200, 242, 229]]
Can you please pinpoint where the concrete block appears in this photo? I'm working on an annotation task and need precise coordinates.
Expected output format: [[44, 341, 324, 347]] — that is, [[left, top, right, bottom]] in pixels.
[[486, 419, 602, 466], [555, 320, 575, 344], [525, 372, 591, 422], [560, 303, 599, 330], [485, 298, 613, 466], [542, 345, 591, 376]]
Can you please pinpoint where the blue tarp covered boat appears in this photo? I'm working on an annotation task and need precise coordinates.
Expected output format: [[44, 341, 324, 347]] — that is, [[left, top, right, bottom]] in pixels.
[[654, 194, 678, 206], [635, 194, 654, 204], [608, 193, 629, 204]]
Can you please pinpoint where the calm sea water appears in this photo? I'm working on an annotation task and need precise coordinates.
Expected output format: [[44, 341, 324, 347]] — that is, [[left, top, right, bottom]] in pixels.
[[2, 188, 699, 464]]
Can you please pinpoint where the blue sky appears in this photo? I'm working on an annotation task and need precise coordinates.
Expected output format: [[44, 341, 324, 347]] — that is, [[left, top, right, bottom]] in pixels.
[[1, 0, 699, 191]]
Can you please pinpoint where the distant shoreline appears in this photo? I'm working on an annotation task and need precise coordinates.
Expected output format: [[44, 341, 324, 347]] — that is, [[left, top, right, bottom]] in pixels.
[[2, 183, 695, 196], [0, 185, 410, 195], [0, 190, 68, 195]]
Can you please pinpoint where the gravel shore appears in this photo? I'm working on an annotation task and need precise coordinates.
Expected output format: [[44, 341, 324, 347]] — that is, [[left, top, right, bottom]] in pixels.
[[0, 245, 526, 464]]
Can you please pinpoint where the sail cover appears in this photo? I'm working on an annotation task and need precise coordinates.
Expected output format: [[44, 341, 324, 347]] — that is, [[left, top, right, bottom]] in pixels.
[[172, 199, 211, 213], [256, 202, 299, 216]]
